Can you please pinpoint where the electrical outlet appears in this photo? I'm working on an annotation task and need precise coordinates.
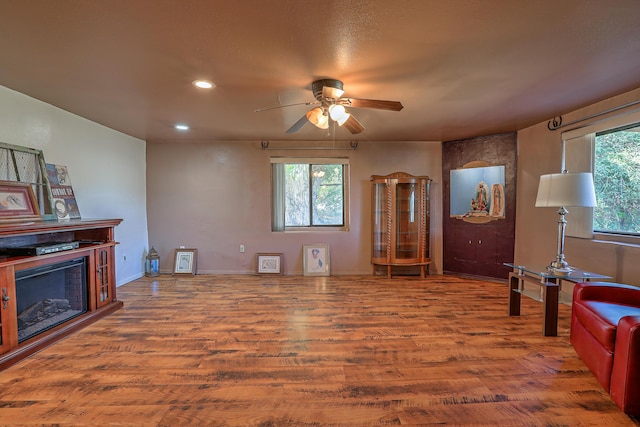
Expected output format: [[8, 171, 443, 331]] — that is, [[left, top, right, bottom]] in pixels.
[[240, 244, 245, 253]]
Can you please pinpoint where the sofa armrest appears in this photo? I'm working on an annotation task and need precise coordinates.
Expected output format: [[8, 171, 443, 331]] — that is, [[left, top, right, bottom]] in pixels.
[[574, 282, 640, 307], [610, 315, 640, 415]]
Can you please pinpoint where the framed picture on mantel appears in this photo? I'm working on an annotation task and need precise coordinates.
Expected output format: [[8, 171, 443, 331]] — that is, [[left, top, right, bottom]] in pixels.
[[0, 180, 41, 222]]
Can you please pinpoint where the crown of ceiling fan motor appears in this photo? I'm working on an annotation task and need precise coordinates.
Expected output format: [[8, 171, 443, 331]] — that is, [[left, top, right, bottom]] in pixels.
[[312, 79, 344, 101]]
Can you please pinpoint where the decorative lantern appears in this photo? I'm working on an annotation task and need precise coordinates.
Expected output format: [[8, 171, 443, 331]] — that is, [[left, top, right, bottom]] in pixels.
[[145, 246, 160, 277]]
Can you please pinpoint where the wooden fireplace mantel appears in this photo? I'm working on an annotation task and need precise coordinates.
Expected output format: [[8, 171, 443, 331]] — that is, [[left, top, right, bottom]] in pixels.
[[0, 218, 123, 371]]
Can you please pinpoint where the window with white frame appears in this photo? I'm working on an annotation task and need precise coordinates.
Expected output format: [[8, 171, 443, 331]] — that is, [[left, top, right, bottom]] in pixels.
[[271, 157, 349, 231], [562, 110, 640, 238], [594, 124, 640, 235]]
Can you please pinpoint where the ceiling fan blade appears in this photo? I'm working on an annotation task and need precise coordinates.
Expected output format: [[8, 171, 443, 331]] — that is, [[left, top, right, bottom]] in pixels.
[[255, 101, 317, 112], [342, 114, 365, 134], [286, 115, 309, 133], [344, 98, 404, 111]]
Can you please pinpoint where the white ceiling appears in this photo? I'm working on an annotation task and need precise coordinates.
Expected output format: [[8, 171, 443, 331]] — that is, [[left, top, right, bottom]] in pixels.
[[1, 0, 640, 143]]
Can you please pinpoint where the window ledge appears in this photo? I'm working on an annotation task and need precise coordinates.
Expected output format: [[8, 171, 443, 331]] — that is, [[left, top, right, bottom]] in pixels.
[[592, 233, 640, 249], [280, 226, 349, 232]]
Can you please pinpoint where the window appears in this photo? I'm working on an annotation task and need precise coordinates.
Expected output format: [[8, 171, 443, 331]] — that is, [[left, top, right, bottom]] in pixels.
[[594, 124, 640, 235], [562, 109, 640, 238], [271, 158, 349, 231]]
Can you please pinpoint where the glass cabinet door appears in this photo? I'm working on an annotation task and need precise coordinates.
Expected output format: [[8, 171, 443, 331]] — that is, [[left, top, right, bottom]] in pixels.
[[394, 181, 421, 260], [96, 247, 113, 308], [371, 172, 431, 278], [372, 182, 389, 260]]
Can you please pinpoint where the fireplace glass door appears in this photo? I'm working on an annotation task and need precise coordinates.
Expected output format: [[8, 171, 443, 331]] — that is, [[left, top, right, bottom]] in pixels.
[[15, 257, 88, 343]]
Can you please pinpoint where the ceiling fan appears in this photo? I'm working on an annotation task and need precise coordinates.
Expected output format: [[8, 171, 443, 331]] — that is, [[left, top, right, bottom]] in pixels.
[[256, 79, 404, 134]]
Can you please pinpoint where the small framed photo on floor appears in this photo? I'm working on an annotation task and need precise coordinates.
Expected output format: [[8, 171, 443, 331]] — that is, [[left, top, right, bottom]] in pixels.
[[173, 248, 197, 275], [303, 244, 330, 276], [256, 253, 283, 275]]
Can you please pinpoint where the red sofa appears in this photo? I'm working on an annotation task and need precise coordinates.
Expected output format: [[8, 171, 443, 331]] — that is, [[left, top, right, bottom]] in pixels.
[[570, 281, 640, 416]]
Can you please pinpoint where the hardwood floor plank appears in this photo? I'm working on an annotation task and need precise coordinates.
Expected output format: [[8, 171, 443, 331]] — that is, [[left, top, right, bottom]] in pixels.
[[0, 274, 637, 426]]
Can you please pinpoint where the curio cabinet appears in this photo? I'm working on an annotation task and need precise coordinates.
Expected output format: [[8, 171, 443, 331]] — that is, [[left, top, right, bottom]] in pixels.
[[371, 172, 432, 278]]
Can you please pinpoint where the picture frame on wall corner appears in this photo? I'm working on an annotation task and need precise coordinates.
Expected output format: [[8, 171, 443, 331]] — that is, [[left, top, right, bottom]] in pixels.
[[256, 253, 284, 275], [173, 248, 198, 275], [0, 180, 41, 222], [303, 244, 330, 276]]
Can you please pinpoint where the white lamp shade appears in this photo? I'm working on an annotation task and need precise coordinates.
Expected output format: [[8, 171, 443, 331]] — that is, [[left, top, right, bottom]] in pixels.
[[535, 172, 597, 208], [329, 104, 347, 121]]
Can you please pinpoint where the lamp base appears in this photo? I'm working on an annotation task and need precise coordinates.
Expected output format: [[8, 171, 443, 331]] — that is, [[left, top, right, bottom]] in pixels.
[[546, 262, 573, 276]]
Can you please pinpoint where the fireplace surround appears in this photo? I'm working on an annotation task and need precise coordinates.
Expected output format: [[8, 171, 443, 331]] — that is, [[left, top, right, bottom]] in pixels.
[[0, 218, 122, 370]]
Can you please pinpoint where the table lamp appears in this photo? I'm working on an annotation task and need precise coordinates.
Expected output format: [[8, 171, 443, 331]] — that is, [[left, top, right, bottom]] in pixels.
[[535, 171, 597, 274]]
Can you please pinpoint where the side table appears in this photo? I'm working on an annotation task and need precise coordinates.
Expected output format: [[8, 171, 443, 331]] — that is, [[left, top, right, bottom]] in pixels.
[[504, 263, 611, 336]]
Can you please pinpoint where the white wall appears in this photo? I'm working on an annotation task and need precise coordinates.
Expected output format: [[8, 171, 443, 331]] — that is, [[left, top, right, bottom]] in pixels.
[[0, 85, 148, 286], [146, 140, 443, 275]]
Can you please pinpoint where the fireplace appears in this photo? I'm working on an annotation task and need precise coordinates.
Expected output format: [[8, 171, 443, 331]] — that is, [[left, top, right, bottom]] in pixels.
[[0, 219, 121, 371], [15, 257, 88, 343]]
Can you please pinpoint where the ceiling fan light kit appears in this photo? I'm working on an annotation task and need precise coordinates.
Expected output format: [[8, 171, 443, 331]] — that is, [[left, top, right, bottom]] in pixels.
[[259, 78, 403, 135], [306, 107, 329, 129], [328, 104, 348, 123]]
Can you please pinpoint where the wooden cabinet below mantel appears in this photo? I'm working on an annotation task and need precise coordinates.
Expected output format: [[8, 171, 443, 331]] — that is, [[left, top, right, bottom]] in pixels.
[[0, 218, 123, 370]]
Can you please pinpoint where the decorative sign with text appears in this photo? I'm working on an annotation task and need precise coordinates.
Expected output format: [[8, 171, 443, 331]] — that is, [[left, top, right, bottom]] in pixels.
[[46, 163, 81, 219]]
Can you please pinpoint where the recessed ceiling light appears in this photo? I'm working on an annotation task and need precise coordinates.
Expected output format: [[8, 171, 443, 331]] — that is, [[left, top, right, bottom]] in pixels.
[[193, 80, 215, 89], [175, 124, 189, 131]]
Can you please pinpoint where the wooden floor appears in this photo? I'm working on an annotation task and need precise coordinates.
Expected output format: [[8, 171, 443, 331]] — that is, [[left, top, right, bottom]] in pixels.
[[0, 274, 638, 426]]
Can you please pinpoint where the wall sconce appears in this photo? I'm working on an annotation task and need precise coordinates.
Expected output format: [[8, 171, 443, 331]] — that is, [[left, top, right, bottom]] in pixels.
[[145, 246, 160, 277], [535, 171, 596, 274]]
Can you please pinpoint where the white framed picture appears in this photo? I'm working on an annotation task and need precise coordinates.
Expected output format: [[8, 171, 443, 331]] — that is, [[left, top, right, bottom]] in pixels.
[[173, 248, 197, 275], [257, 253, 283, 275], [303, 244, 330, 276]]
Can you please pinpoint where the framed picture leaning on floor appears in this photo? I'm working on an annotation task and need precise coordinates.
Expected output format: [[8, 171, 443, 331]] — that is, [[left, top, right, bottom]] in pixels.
[[303, 244, 329, 276], [256, 253, 284, 275], [173, 248, 197, 275]]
